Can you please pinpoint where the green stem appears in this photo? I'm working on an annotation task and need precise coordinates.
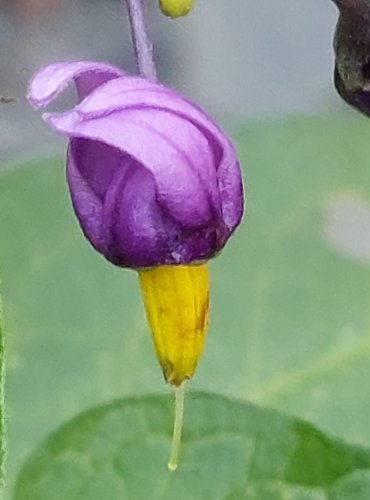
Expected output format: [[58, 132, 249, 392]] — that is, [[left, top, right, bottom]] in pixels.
[[168, 382, 186, 471], [0, 283, 5, 492]]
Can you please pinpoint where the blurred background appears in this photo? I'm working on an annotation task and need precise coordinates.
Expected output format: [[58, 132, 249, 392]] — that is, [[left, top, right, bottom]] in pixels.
[[5, 1, 370, 498], [0, 0, 339, 163]]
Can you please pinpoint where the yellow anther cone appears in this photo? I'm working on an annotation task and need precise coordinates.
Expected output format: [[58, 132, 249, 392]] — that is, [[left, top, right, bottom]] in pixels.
[[158, 0, 194, 18], [138, 263, 209, 386]]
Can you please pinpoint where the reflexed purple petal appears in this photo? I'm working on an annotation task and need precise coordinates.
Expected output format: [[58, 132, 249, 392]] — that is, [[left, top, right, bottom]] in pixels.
[[69, 138, 176, 268], [70, 138, 123, 200], [73, 76, 159, 113], [98, 157, 136, 266], [29, 61, 244, 268], [45, 110, 214, 227], [67, 142, 105, 253], [114, 165, 171, 267], [64, 74, 243, 229], [27, 61, 124, 108], [123, 108, 221, 215]]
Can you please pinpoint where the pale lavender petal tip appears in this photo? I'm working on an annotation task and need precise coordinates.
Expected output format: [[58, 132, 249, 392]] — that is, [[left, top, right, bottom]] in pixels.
[[27, 61, 125, 108], [29, 60, 244, 268]]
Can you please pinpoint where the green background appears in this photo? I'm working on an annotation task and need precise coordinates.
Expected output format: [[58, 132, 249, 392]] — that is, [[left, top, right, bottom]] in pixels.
[[2, 113, 370, 497]]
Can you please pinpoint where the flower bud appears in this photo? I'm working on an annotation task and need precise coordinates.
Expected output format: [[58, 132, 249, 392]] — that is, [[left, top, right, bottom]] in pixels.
[[28, 61, 243, 270], [28, 61, 244, 385], [158, 0, 194, 18]]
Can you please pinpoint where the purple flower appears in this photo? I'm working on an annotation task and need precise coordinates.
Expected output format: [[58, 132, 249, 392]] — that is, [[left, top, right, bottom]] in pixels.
[[28, 61, 243, 268]]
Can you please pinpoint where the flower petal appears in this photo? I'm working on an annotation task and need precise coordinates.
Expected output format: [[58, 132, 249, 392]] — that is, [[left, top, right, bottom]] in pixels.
[[46, 110, 215, 227], [113, 165, 172, 267], [29, 61, 244, 267], [69, 138, 177, 268], [27, 61, 124, 108], [120, 107, 221, 217], [67, 142, 105, 253], [69, 138, 123, 200], [69, 75, 243, 229]]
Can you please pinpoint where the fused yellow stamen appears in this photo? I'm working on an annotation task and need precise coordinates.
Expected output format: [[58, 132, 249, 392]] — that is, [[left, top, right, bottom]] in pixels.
[[138, 263, 209, 386], [158, 0, 195, 18]]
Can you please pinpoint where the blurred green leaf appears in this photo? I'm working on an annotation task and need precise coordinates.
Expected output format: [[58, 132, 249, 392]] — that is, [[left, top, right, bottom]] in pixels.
[[13, 392, 370, 500], [0, 282, 4, 492], [3, 114, 370, 494]]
